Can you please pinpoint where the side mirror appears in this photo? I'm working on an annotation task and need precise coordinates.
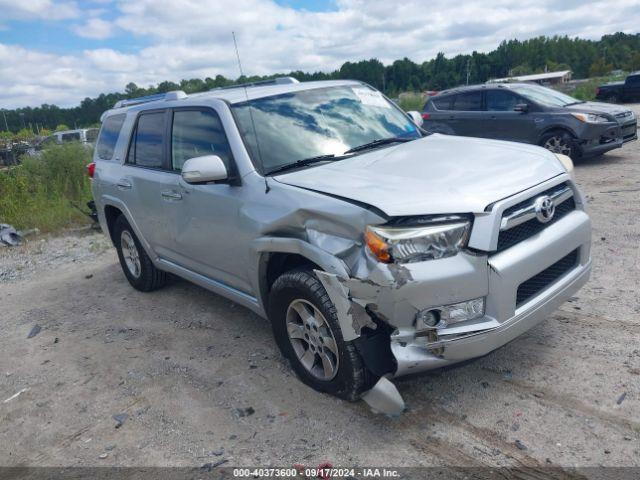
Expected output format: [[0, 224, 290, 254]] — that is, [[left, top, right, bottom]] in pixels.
[[514, 103, 529, 113], [407, 111, 424, 127], [181, 155, 228, 184]]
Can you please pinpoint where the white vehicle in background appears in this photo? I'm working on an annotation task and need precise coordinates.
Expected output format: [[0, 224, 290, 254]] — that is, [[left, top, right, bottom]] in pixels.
[[40, 128, 99, 147]]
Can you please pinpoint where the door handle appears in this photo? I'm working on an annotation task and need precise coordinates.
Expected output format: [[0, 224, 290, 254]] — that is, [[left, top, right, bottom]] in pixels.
[[161, 190, 182, 201], [116, 179, 132, 190]]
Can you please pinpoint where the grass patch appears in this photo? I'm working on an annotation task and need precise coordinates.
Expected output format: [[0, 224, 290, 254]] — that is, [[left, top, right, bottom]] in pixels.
[[398, 92, 426, 112], [0, 143, 93, 232]]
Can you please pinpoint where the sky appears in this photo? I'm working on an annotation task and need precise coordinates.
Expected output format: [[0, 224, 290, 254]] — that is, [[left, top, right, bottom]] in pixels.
[[1, 0, 639, 108]]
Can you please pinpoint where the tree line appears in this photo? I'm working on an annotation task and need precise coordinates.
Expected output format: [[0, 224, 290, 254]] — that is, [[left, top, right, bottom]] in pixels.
[[2, 32, 639, 133]]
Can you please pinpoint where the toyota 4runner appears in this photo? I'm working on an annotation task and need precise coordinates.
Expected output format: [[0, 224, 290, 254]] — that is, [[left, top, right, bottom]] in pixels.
[[91, 78, 592, 414]]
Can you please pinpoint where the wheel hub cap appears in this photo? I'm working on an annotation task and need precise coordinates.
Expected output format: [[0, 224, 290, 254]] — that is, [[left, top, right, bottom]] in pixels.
[[286, 299, 339, 381], [120, 230, 141, 278]]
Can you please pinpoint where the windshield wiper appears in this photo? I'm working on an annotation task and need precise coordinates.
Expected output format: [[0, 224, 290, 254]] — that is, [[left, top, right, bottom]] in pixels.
[[266, 154, 348, 175], [344, 136, 415, 154], [564, 101, 586, 106]]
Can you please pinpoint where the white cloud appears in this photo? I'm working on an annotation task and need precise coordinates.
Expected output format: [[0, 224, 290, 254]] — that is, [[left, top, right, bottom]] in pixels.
[[1, 0, 640, 107], [0, 0, 79, 21], [72, 17, 114, 39]]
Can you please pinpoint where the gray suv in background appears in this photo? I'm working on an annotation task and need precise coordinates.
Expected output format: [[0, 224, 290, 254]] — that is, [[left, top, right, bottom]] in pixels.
[[90, 78, 592, 414], [422, 83, 637, 158]]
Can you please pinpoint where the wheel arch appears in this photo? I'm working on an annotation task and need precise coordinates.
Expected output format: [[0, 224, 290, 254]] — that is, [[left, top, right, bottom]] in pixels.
[[539, 125, 578, 141], [253, 237, 350, 314]]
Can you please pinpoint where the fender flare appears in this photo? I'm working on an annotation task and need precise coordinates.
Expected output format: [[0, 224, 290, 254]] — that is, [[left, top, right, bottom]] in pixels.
[[251, 236, 350, 313]]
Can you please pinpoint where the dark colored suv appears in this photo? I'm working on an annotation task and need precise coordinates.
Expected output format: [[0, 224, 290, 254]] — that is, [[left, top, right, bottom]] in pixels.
[[422, 83, 637, 158]]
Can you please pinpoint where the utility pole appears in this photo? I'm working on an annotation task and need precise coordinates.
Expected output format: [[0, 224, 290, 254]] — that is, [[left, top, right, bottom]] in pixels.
[[466, 58, 471, 85], [1, 110, 8, 132]]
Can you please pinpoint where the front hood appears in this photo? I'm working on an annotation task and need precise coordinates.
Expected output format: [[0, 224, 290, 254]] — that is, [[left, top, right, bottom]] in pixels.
[[274, 134, 565, 217], [565, 101, 630, 117]]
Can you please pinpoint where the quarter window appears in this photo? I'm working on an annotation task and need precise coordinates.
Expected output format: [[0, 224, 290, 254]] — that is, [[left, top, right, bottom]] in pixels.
[[96, 114, 125, 160], [171, 110, 232, 172], [128, 112, 165, 168], [452, 92, 482, 111], [431, 96, 452, 110], [485, 90, 521, 111]]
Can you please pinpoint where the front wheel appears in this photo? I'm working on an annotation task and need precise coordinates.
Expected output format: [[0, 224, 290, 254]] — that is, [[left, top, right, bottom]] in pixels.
[[268, 269, 373, 401], [540, 131, 576, 158]]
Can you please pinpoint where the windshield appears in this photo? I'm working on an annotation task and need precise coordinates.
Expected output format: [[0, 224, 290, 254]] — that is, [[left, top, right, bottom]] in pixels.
[[231, 85, 421, 173], [508, 84, 581, 108]]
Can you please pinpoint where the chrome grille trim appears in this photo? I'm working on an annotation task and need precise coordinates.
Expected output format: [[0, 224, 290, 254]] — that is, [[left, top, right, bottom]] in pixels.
[[500, 185, 573, 231]]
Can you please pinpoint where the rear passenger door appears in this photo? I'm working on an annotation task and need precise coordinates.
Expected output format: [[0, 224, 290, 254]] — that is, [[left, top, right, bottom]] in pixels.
[[485, 90, 536, 143], [118, 109, 180, 259], [448, 91, 488, 137]]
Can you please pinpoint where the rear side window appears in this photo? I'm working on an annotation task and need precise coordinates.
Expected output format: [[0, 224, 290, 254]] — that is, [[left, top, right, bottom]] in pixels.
[[127, 112, 165, 168], [431, 96, 452, 110], [485, 90, 520, 111], [97, 114, 126, 160], [627, 75, 640, 86], [171, 109, 232, 172], [452, 92, 482, 111], [61, 132, 81, 142]]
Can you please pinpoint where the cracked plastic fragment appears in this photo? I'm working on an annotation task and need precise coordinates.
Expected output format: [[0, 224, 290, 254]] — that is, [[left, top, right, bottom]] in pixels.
[[361, 376, 405, 416], [315, 270, 378, 341]]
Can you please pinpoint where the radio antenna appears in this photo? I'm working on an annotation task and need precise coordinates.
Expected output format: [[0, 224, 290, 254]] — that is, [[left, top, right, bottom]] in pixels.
[[232, 31, 269, 193]]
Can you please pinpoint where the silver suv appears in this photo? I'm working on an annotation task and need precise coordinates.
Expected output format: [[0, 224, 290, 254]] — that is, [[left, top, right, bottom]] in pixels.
[[91, 78, 592, 414]]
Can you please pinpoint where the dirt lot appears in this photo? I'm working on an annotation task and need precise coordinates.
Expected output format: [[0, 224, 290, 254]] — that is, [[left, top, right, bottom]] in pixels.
[[1, 106, 639, 474]]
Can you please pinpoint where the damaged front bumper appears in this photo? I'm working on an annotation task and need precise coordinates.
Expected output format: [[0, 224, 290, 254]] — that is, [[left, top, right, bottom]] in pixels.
[[316, 207, 592, 384]]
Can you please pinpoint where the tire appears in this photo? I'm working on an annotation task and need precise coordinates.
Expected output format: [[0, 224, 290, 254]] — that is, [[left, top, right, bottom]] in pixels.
[[607, 94, 619, 104], [268, 268, 373, 401], [113, 215, 166, 292], [540, 130, 576, 158]]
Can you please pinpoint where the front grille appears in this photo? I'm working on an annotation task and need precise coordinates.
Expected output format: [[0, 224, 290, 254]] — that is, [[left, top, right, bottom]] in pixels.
[[516, 249, 579, 306], [496, 183, 575, 253]]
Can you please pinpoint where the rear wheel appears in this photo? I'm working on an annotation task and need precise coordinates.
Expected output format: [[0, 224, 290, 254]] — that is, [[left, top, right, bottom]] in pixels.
[[268, 269, 373, 401], [540, 130, 575, 158], [114, 215, 166, 292], [607, 94, 619, 104]]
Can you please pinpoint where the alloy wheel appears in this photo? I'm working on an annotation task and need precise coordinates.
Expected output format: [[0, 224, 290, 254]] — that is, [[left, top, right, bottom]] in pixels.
[[120, 230, 141, 278], [285, 299, 339, 381], [543, 135, 572, 156]]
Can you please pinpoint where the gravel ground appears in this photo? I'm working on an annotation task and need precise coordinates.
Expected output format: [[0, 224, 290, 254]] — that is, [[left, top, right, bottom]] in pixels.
[[1, 106, 639, 475]]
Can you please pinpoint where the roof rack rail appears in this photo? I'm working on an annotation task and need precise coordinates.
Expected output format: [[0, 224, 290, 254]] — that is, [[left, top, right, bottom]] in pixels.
[[114, 90, 188, 109], [212, 76, 299, 91]]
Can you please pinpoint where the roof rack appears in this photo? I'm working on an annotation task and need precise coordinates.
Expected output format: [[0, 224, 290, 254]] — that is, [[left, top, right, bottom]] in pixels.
[[212, 76, 299, 91], [114, 90, 188, 109]]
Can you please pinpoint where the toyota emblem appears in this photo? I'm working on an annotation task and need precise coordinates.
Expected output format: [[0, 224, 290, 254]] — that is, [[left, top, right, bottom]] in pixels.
[[534, 195, 555, 223]]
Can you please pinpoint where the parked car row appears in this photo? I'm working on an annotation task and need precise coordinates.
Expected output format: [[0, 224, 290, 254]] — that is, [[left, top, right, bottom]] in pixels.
[[90, 78, 593, 413], [421, 82, 637, 159]]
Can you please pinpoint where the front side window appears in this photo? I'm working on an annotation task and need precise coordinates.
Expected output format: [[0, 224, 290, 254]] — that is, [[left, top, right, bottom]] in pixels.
[[452, 92, 482, 111], [171, 110, 232, 172], [128, 112, 165, 168], [485, 90, 521, 111], [232, 85, 421, 173], [627, 75, 640, 86], [96, 115, 125, 160]]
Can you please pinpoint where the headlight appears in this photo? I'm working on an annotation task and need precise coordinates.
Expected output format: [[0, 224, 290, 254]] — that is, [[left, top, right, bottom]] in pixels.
[[365, 219, 471, 264], [554, 153, 573, 173], [571, 112, 610, 124]]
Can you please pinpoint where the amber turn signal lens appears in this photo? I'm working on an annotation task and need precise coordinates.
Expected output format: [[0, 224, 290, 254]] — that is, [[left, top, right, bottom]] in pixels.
[[365, 228, 391, 263]]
